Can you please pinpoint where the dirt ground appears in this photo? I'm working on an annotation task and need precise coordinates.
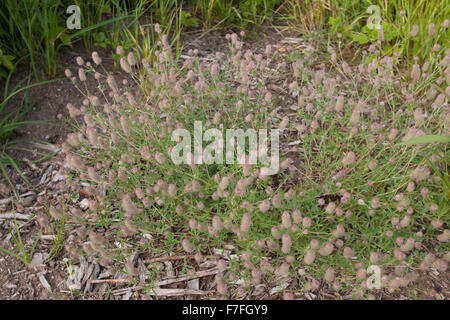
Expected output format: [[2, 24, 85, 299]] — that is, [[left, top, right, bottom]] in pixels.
[[0, 27, 448, 300]]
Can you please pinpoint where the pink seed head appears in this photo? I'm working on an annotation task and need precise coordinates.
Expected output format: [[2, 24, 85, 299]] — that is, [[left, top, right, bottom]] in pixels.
[[304, 249, 316, 265]]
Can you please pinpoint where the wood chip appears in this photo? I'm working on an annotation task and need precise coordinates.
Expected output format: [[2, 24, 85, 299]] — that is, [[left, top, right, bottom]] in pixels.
[[187, 278, 200, 291], [253, 284, 267, 296], [199, 260, 218, 268], [122, 291, 133, 300], [40, 235, 56, 241], [0, 198, 12, 206], [164, 261, 175, 278], [179, 54, 213, 62], [39, 164, 53, 185], [38, 274, 52, 292], [51, 172, 65, 183], [270, 281, 290, 295], [0, 191, 36, 206], [83, 263, 100, 293], [111, 285, 143, 295], [280, 37, 304, 44], [23, 158, 39, 171], [146, 288, 210, 296], [79, 199, 89, 210], [0, 212, 31, 220], [28, 253, 46, 270], [113, 287, 210, 296], [288, 140, 302, 146], [146, 255, 192, 263], [154, 268, 220, 287], [89, 279, 130, 284], [0, 182, 11, 196], [111, 268, 220, 296], [213, 248, 238, 260]]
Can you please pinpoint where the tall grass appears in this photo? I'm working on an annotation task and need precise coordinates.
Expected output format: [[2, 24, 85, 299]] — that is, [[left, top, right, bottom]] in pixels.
[[0, 0, 138, 79], [0, 207, 41, 267], [281, 0, 331, 32], [190, 0, 280, 29], [283, 0, 449, 63], [0, 0, 285, 80], [73, 0, 151, 52], [0, 57, 55, 196], [0, 0, 65, 78]]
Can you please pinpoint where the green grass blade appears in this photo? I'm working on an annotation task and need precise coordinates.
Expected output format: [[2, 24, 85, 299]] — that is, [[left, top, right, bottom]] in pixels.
[[0, 160, 19, 198], [0, 79, 57, 110], [0, 247, 26, 264], [0, 150, 32, 187], [397, 135, 450, 145], [0, 120, 48, 137], [29, 229, 41, 261], [59, 14, 133, 48]]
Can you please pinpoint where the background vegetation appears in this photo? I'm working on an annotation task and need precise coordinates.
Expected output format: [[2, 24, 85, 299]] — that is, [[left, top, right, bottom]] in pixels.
[[1, 0, 448, 80]]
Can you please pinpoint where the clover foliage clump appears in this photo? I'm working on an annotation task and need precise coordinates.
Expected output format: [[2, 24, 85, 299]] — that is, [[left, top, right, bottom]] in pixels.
[[56, 27, 449, 298]]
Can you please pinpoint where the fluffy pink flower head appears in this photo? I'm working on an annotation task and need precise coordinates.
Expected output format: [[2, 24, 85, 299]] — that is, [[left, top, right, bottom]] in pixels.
[[120, 57, 132, 73], [342, 151, 356, 166], [335, 96, 344, 112], [410, 25, 419, 37], [371, 197, 381, 209], [212, 215, 223, 231], [281, 233, 292, 254], [343, 247, 354, 259], [349, 106, 361, 125], [269, 194, 281, 209], [332, 224, 345, 238], [76, 56, 84, 66], [154, 23, 162, 33], [281, 211, 292, 229], [181, 239, 195, 253], [302, 216, 312, 228], [319, 242, 334, 256], [122, 194, 138, 217], [325, 202, 336, 214], [78, 68, 86, 81], [428, 23, 436, 35], [310, 239, 319, 250], [410, 166, 430, 182], [271, 226, 281, 239], [167, 184, 177, 197], [259, 199, 271, 213], [240, 212, 251, 234], [189, 218, 198, 230], [92, 51, 102, 65], [292, 209, 302, 224], [394, 248, 406, 261], [127, 52, 136, 66], [304, 249, 316, 265], [154, 152, 166, 165], [324, 268, 335, 282]]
